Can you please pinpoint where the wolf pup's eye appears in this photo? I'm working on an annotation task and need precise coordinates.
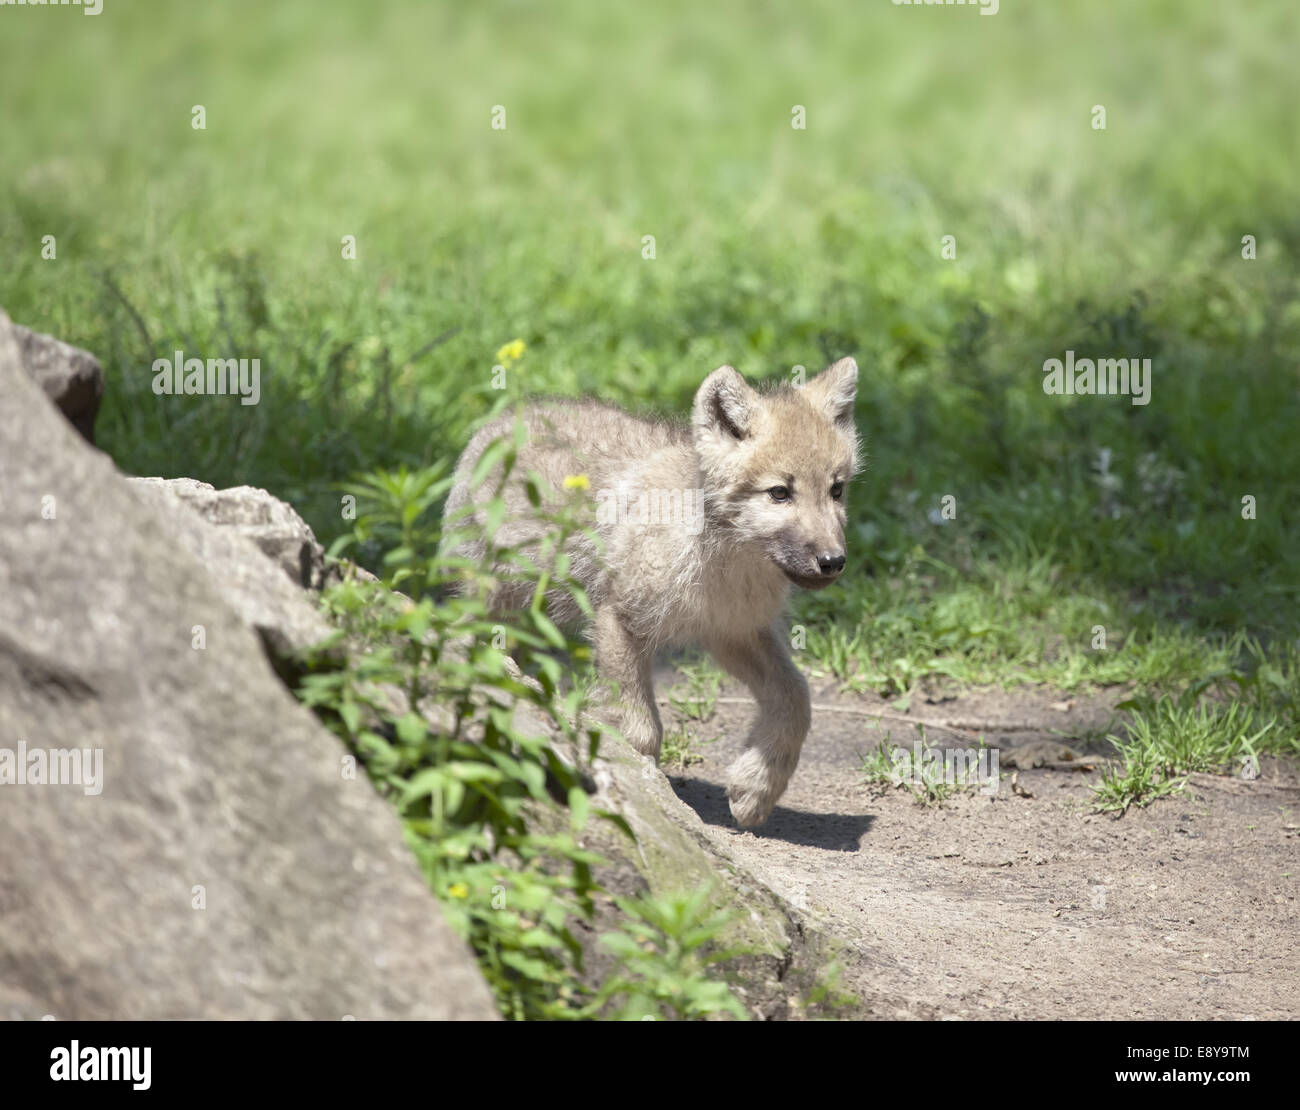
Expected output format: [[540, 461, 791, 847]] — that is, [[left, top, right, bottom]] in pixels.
[[767, 486, 791, 503], [830, 481, 844, 500]]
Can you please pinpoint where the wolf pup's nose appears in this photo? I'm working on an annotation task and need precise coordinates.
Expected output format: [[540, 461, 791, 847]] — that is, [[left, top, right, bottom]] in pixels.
[[818, 553, 846, 575]]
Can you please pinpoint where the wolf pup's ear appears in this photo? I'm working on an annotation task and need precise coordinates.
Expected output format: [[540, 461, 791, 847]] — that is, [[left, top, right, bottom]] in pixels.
[[803, 357, 858, 431], [693, 365, 757, 443]]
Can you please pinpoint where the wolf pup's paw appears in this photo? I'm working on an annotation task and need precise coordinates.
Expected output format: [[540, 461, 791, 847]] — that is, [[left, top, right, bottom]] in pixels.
[[725, 748, 789, 827], [620, 712, 663, 761], [626, 728, 662, 761]]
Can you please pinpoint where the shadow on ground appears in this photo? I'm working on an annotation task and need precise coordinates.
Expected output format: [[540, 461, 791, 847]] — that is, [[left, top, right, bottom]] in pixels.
[[669, 776, 874, 851]]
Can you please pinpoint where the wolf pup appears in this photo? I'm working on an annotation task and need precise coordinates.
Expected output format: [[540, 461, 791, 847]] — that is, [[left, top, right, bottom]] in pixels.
[[444, 358, 860, 827]]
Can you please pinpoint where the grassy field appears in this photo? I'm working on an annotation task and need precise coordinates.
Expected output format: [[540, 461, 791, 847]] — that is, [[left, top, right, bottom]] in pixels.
[[4, 0, 1298, 736]]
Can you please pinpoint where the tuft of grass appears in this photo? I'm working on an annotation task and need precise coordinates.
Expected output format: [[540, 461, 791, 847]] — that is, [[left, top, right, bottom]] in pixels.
[[660, 724, 714, 772], [667, 654, 723, 722], [859, 728, 990, 807], [1092, 693, 1280, 814], [662, 654, 723, 770], [1091, 747, 1187, 816], [859, 738, 900, 791], [799, 958, 859, 1018]]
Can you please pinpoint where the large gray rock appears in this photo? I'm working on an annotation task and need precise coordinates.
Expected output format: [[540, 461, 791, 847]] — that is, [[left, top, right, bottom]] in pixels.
[[12, 322, 103, 443], [128, 477, 328, 590], [125, 477, 335, 671], [0, 310, 498, 1020]]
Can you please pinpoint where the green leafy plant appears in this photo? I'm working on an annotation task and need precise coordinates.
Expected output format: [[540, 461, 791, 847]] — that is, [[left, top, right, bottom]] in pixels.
[[299, 424, 611, 1018], [799, 958, 859, 1017], [582, 889, 749, 1020]]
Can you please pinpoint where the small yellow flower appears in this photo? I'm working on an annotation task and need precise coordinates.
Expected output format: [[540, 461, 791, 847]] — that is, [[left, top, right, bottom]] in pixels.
[[447, 882, 470, 899], [563, 473, 590, 490], [495, 338, 526, 365]]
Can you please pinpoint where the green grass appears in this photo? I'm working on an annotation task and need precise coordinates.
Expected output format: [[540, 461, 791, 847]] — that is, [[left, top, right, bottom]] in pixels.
[[3, 1, 1298, 732], [667, 654, 724, 722], [1090, 747, 1188, 816], [1093, 680, 1297, 813], [662, 655, 723, 769], [659, 724, 711, 772], [798, 547, 1240, 700], [858, 728, 991, 806]]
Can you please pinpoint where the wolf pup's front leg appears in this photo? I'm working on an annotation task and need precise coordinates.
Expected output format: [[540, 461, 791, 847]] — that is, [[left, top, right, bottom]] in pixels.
[[709, 625, 812, 827], [592, 605, 664, 759]]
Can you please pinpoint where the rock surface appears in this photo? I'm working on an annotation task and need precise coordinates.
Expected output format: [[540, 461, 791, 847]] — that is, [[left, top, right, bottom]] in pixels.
[[11, 322, 103, 443], [0, 310, 498, 1020], [125, 477, 336, 672], [128, 477, 328, 590]]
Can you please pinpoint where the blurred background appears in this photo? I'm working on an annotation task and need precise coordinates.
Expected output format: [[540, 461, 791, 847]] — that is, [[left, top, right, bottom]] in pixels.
[[3, 0, 1298, 695]]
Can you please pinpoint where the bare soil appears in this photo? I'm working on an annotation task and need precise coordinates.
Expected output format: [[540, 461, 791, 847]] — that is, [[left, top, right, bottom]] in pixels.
[[660, 669, 1300, 1020]]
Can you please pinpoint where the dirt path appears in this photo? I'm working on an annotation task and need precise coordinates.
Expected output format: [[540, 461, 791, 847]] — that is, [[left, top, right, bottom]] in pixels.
[[659, 671, 1300, 1020]]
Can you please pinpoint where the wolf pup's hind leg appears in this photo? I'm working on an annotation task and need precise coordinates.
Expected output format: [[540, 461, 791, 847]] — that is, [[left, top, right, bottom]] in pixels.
[[592, 605, 664, 759]]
